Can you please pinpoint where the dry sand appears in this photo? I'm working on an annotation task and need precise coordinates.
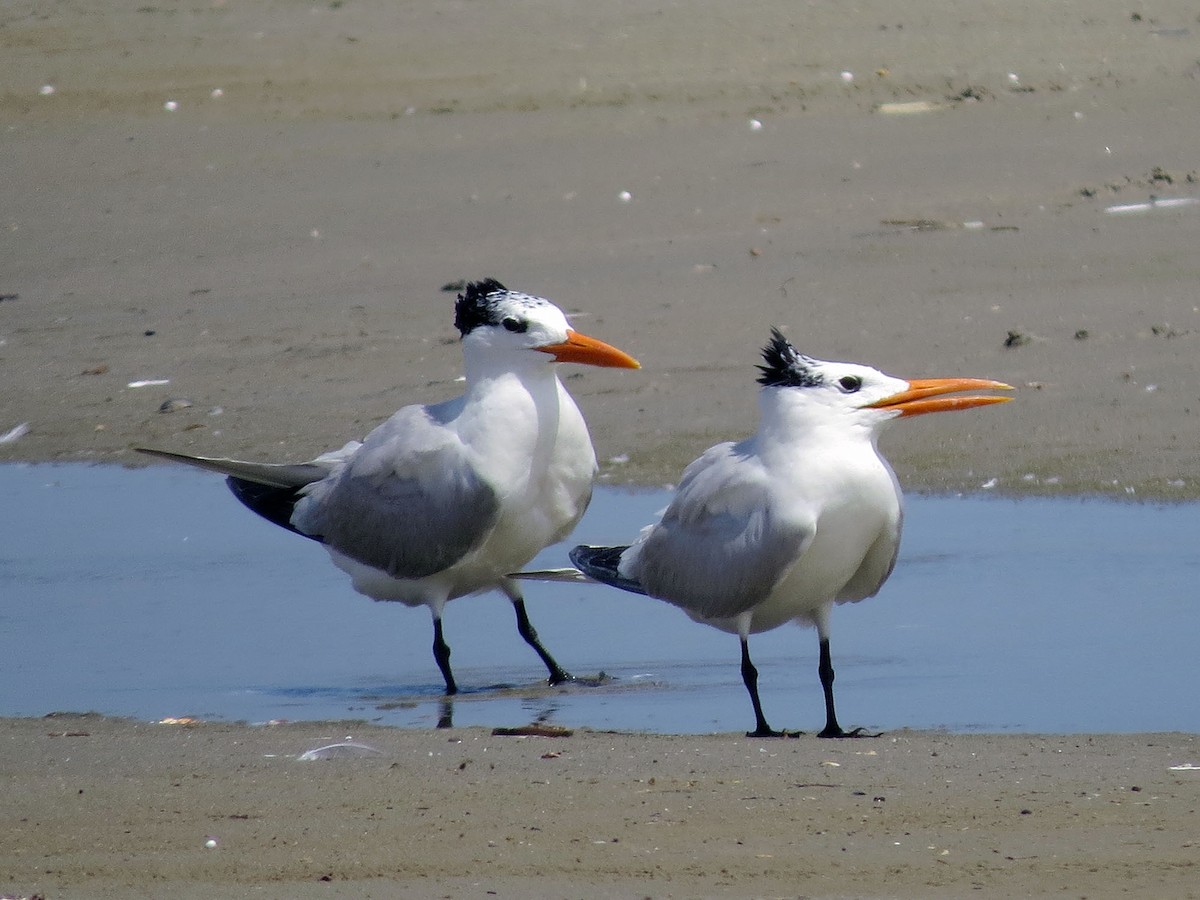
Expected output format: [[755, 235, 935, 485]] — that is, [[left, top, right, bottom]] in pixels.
[[3, 1, 1200, 897], [3, 0, 1200, 496], [4, 715, 1200, 899]]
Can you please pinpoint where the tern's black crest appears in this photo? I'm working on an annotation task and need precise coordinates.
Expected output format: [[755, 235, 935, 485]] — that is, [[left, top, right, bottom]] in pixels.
[[453, 278, 553, 336], [453, 279, 509, 335], [756, 327, 824, 388]]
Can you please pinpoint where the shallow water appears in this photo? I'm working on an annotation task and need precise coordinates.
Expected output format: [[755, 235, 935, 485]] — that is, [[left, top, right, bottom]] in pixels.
[[2, 464, 1197, 734]]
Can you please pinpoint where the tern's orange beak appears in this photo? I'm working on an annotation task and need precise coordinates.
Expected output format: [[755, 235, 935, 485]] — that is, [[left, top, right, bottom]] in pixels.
[[867, 378, 1014, 417], [538, 330, 641, 369]]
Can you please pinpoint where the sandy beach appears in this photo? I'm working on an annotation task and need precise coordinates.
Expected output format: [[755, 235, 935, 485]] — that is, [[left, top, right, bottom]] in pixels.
[[4, 716, 1199, 899], [3, 1, 1200, 896]]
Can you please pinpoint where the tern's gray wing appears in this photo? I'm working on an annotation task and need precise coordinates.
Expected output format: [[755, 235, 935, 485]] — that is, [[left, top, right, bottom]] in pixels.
[[291, 406, 499, 580], [629, 442, 814, 621]]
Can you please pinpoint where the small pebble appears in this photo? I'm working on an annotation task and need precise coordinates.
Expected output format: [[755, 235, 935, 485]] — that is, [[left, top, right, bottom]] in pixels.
[[159, 398, 194, 413], [1003, 330, 1031, 348]]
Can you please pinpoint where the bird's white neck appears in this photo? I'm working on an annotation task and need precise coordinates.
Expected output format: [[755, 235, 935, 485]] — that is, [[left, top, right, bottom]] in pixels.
[[756, 388, 881, 456], [462, 344, 557, 385], [458, 361, 571, 486], [463, 354, 561, 406]]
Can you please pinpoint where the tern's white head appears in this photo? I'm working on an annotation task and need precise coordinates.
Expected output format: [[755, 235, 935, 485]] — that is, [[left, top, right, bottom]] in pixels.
[[454, 279, 640, 375], [755, 328, 1012, 439]]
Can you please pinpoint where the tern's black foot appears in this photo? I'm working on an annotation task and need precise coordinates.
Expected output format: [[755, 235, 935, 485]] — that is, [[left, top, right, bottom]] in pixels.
[[818, 725, 882, 739], [746, 727, 802, 739], [547, 670, 575, 687]]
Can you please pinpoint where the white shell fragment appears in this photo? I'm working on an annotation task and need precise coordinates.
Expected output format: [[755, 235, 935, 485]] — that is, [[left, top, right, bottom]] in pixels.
[[0, 422, 30, 444], [876, 100, 946, 115], [298, 741, 384, 761], [1106, 197, 1199, 215]]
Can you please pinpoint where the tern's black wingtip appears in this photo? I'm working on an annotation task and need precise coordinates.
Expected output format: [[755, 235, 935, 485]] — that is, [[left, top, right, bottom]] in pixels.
[[226, 476, 320, 543], [569, 545, 647, 595]]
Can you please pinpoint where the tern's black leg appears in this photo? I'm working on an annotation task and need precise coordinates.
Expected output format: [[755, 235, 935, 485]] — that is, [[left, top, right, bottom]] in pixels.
[[512, 598, 573, 685], [432, 617, 458, 696], [741, 637, 789, 738], [816, 636, 876, 739]]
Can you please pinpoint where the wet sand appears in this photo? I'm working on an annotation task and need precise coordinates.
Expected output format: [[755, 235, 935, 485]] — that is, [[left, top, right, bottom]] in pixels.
[[3, 1, 1200, 897]]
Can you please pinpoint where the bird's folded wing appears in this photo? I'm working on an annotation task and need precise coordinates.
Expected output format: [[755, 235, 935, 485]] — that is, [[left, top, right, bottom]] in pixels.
[[836, 522, 901, 603], [631, 444, 814, 620], [292, 407, 499, 580]]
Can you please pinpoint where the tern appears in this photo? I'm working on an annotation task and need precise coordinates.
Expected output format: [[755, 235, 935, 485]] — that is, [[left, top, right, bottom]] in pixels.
[[139, 279, 639, 695], [568, 329, 1011, 738]]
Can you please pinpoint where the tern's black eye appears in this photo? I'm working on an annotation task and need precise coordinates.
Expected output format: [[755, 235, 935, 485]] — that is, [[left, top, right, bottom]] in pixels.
[[837, 375, 863, 393], [501, 316, 528, 333]]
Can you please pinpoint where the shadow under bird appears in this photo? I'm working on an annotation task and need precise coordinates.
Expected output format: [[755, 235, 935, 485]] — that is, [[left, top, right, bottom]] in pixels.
[[566, 329, 1011, 738], [139, 279, 639, 694]]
